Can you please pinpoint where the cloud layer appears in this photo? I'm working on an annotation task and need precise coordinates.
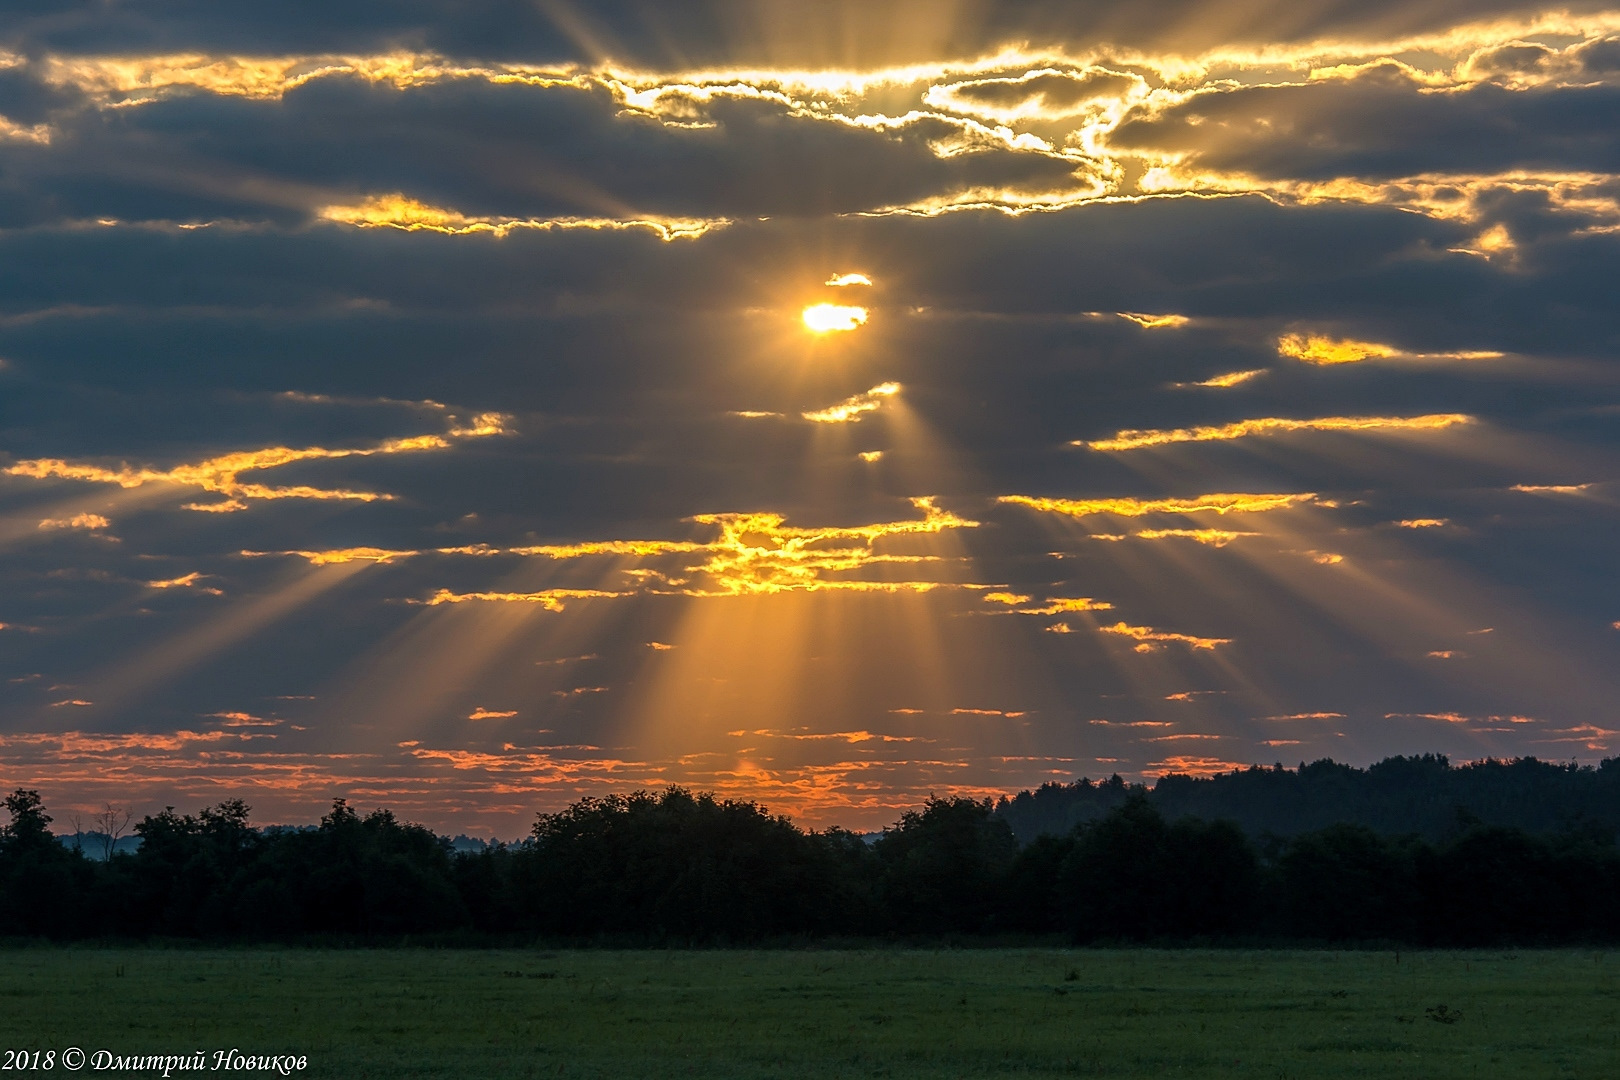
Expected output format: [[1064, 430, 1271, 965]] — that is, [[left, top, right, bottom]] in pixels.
[[1, 2, 1617, 833]]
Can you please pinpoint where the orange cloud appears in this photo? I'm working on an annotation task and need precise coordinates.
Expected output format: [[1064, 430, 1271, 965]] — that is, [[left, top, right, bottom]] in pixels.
[[1145, 756, 1250, 777], [468, 707, 518, 720]]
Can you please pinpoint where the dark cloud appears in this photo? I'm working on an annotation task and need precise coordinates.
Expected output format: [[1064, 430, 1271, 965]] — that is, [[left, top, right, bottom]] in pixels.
[[5, 0, 1616, 67], [0, 74, 1087, 227], [1110, 64, 1620, 180]]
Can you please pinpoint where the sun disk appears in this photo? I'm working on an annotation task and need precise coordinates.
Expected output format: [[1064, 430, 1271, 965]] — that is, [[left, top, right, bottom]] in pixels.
[[802, 303, 868, 333]]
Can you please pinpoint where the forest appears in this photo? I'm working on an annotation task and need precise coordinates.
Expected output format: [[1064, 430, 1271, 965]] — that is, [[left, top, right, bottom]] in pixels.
[[1, 755, 1616, 945]]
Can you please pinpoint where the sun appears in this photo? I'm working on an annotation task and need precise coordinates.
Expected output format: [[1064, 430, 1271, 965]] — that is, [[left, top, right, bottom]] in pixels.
[[801, 303, 868, 333]]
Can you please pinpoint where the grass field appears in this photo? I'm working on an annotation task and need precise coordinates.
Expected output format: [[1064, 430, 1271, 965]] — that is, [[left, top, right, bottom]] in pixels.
[[1, 948, 1615, 1078]]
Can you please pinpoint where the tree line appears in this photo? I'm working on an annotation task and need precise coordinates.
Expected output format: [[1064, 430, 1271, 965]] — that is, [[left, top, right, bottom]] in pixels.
[[995, 754, 1620, 843], [2, 774, 1617, 944]]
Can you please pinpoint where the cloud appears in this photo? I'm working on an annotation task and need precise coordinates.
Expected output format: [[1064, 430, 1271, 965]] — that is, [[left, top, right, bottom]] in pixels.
[[38, 512, 110, 530], [1078, 413, 1473, 451], [1100, 622, 1231, 651], [1278, 333, 1502, 364], [1000, 492, 1316, 517], [7, 414, 510, 510], [802, 382, 899, 422]]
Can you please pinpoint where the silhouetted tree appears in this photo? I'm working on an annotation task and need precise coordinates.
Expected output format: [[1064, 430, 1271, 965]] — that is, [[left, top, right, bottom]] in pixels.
[[876, 796, 1017, 934], [0, 789, 93, 937]]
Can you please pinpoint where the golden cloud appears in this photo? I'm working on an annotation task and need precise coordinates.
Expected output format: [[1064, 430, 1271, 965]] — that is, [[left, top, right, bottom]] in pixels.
[[1000, 491, 1316, 517], [7, 414, 510, 509], [1277, 334, 1399, 365], [320, 194, 722, 241], [1278, 334, 1502, 365], [803, 382, 900, 423], [1135, 528, 1255, 546], [38, 513, 110, 530], [1079, 413, 1472, 451], [1100, 621, 1231, 651], [1179, 369, 1267, 389], [1116, 312, 1190, 329], [417, 588, 628, 610]]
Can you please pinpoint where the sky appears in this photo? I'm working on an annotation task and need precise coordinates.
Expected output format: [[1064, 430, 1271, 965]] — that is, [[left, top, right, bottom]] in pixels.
[[1, 1, 1618, 836]]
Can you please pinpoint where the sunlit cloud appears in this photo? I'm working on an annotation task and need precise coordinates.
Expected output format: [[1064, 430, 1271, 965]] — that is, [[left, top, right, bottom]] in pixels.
[[320, 194, 722, 241], [1000, 492, 1316, 517], [468, 707, 518, 720], [417, 588, 628, 611], [1277, 334, 1398, 365], [207, 711, 281, 728], [1510, 483, 1597, 495], [801, 303, 870, 334], [146, 572, 222, 595], [1021, 597, 1114, 614], [1079, 413, 1473, 451], [1135, 528, 1255, 546], [1399, 518, 1448, 528], [242, 547, 417, 565], [1100, 622, 1231, 651], [38, 513, 110, 531], [802, 382, 901, 423], [858, 450, 884, 462], [1264, 712, 1347, 721], [824, 273, 873, 287], [1278, 334, 1502, 365], [7, 415, 510, 510], [1145, 756, 1251, 777], [1116, 312, 1190, 329], [729, 729, 923, 744], [1175, 369, 1267, 389]]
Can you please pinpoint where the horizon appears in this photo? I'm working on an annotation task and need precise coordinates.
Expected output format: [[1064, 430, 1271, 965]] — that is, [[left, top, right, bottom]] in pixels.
[[2, 1, 1619, 836]]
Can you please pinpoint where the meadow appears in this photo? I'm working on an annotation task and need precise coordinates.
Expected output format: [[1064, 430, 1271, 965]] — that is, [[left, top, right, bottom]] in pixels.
[[0, 948, 1614, 1078]]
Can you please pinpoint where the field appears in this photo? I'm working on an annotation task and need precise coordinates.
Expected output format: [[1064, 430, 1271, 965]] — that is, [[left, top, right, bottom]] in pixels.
[[1, 948, 1615, 1078]]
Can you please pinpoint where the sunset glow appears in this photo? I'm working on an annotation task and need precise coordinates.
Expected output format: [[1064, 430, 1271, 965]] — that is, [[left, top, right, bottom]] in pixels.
[[1, 1, 1617, 839]]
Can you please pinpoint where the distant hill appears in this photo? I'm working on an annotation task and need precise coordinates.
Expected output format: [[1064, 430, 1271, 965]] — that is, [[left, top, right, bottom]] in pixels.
[[994, 756, 1620, 843]]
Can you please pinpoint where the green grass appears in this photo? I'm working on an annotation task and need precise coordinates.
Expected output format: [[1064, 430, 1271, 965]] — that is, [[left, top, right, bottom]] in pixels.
[[1, 948, 1616, 1078]]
